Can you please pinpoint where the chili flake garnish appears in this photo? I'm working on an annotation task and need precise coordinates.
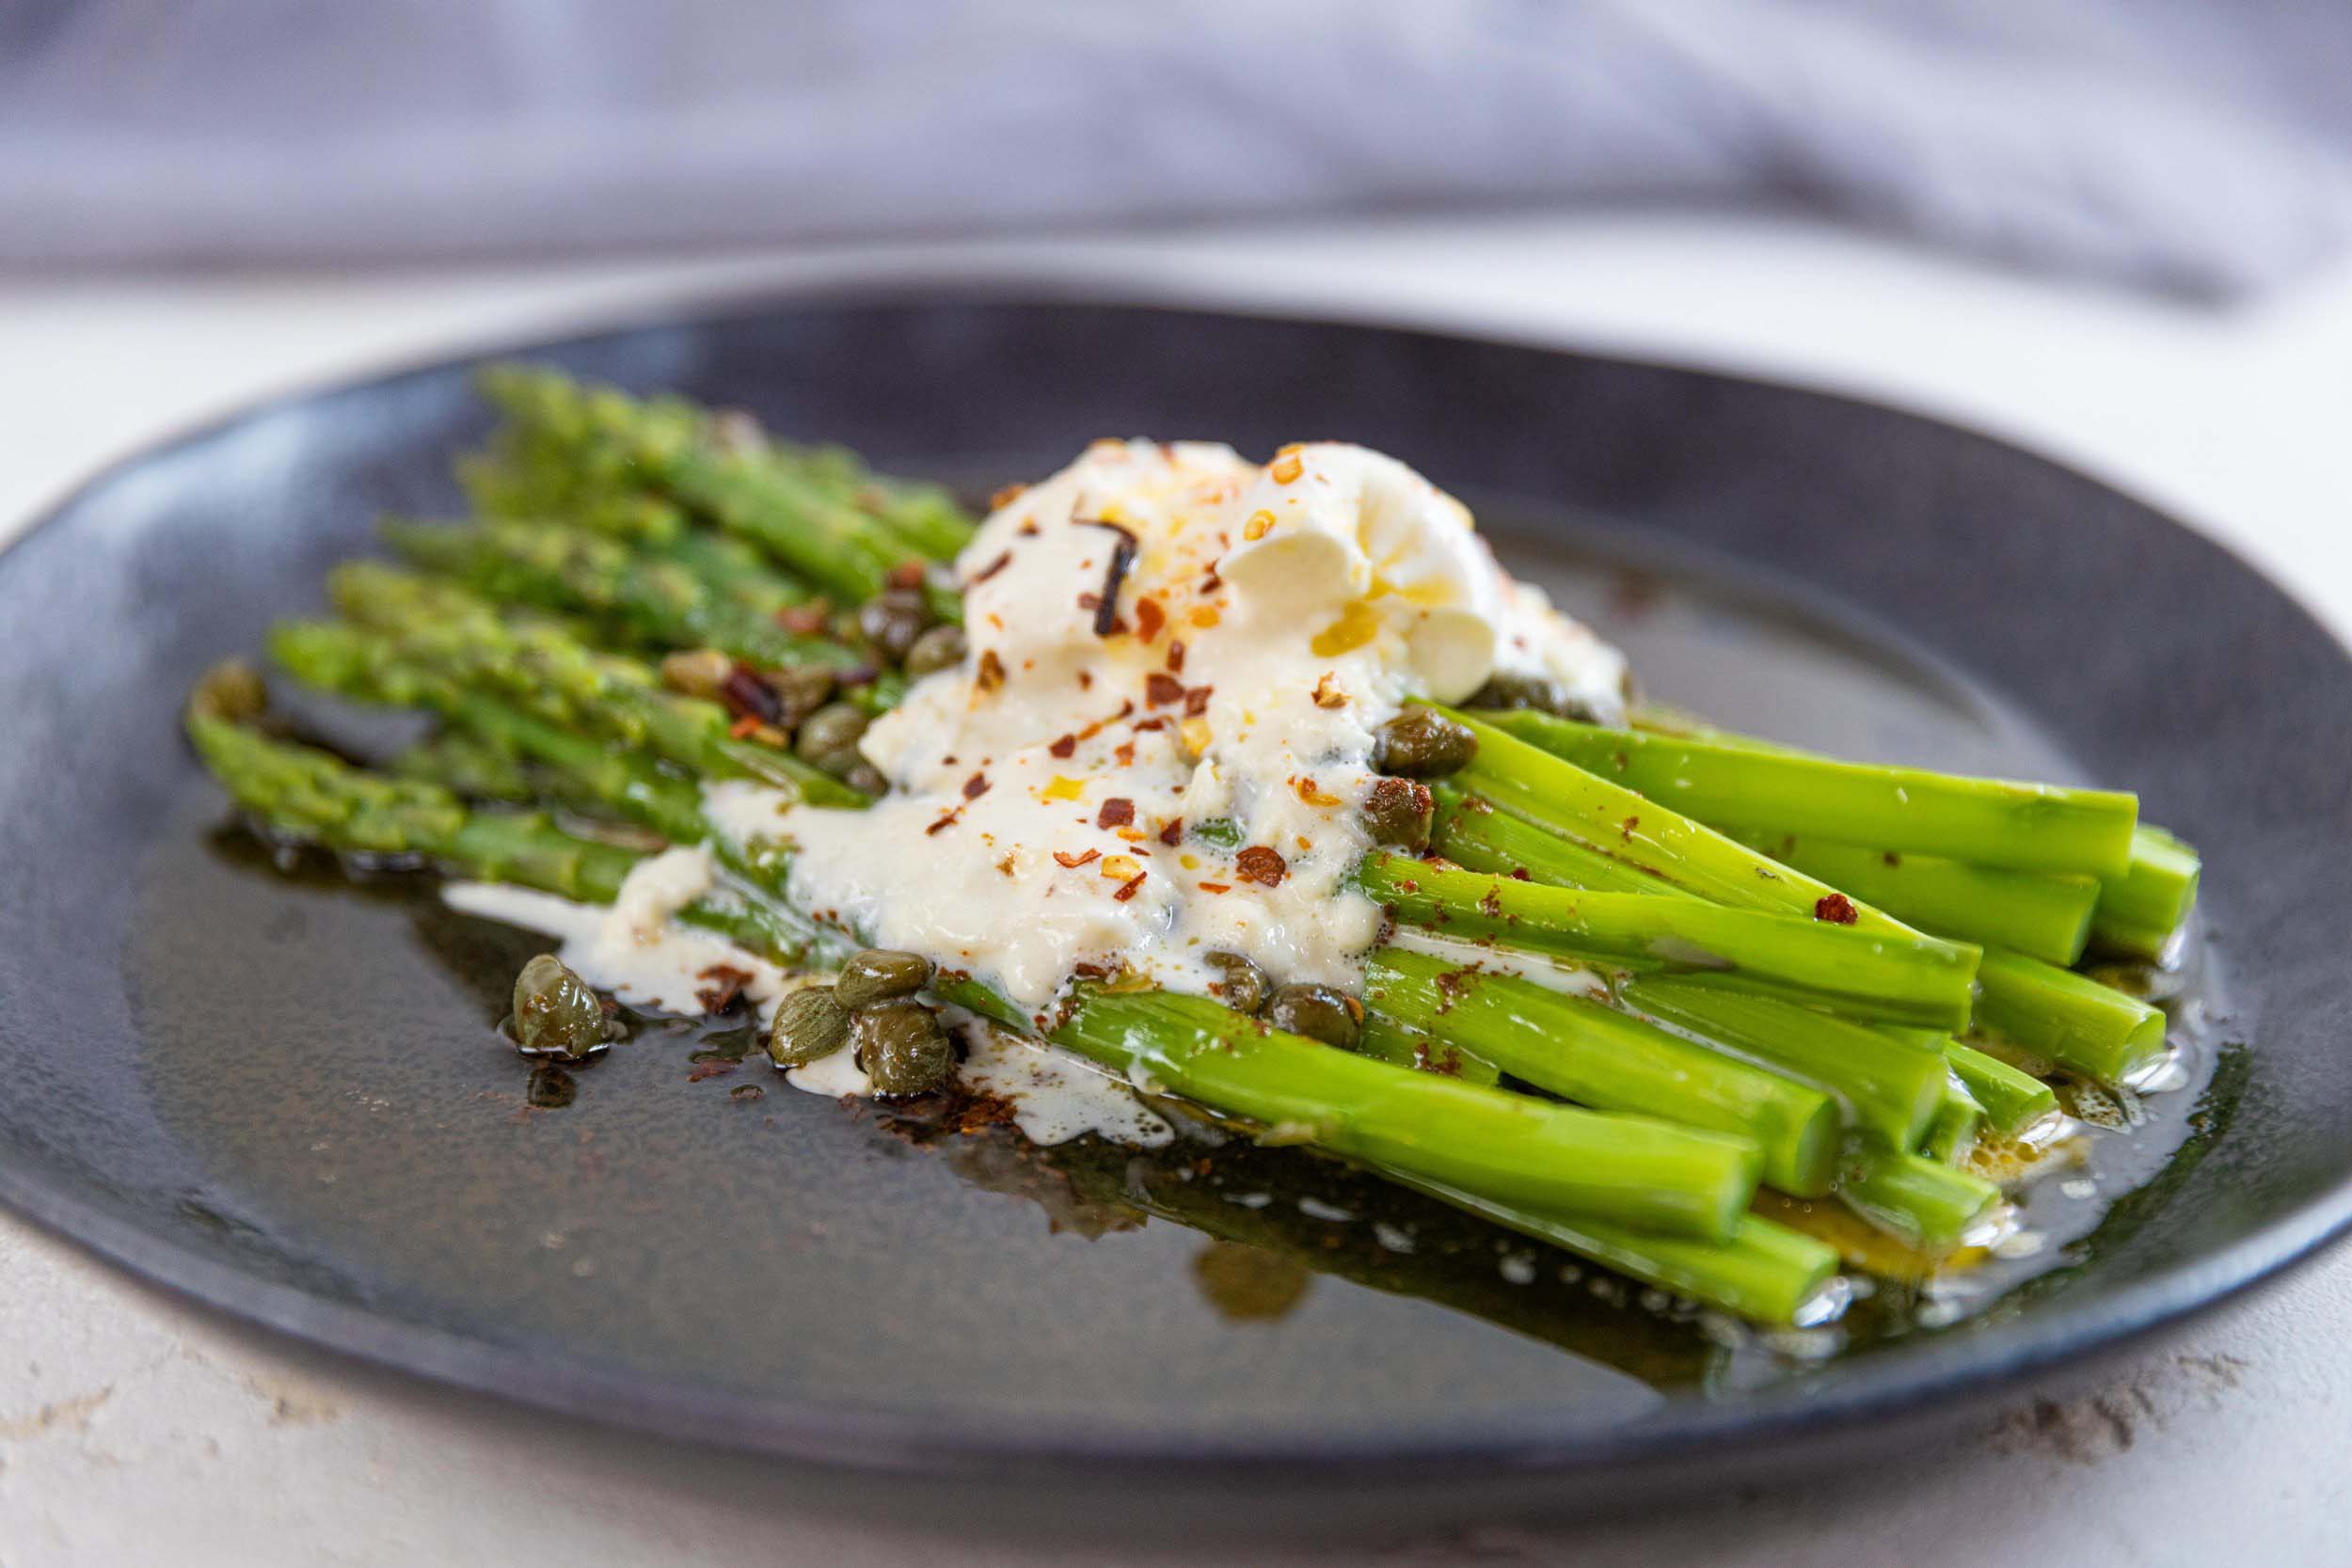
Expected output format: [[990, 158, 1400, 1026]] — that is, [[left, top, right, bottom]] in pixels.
[[1183, 685, 1215, 717], [1158, 818, 1184, 846], [720, 665, 783, 724], [1198, 881, 1232, 894], [887, 561, 927, 591], [778, 603, 831, 635], [926, 809, 963, 835], [1619, 815, 1640, 842], [990, 483, 1027, 510], [1311, 673, 1345, 708], [961, 772, 991, 800], [1145, 673, 1185, 707], [1233, 846, 1288, 886], [1075, 517, 1139, 636], [1054, 848, 1101, 869], [1048, 734, 1078, 759], [1097, 798, 1136, 829], [1814, 893, 1859, 925], [969, 550, 1014, 585], [1134, 596, 1166, 642], [1112, 872, 1148, 903], [975, 649, 1007, 690]]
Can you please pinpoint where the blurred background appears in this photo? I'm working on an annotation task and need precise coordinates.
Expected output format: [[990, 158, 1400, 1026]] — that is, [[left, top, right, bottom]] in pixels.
[[5, 4, 2351, 1563]]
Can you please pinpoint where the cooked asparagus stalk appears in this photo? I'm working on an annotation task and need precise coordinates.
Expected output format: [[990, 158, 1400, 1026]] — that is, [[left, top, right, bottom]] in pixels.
[[1481, 712, 2138, 879]]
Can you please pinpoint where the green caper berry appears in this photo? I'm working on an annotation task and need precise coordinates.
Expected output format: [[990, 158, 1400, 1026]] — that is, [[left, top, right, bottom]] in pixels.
[[1466, 672, 1602, 723], [858, 588, 932, 662], [903, 623, 967, 677], [1361, 775, 1435, 851], [660, 647, 736, 703], [188, 657, 268, 724], [1203, 951, 1271, 1015], [843, 762, 888, 796], [852, 1002, 955, 1096], [835, 948, 935, 1008], [794, 702, 870, 762], [1371, 709, 1477, 777], [512, 954, 607, 1060], [767, 664, 837, 727], [768, 986, 852, 1069], [1263, 983, 1364, 1050]]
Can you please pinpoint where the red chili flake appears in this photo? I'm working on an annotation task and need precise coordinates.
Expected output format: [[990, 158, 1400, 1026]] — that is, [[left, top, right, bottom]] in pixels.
[[970, 550, 1014, 585], [887, 561, 927, 591], [1072, 962, 1113, 979], [1113, 740, 1136, 767], [1048, 734, 1077, 759], [975, 649, 1007, 690], [926, 809, 963, 836], [687, 1059, 739, 1083], [1112, 872, 1148, 902], [1075, 592, 1101, 611], [1097, 798, 1136, 829], [1018, 519, 1041, 537], [1233, 846, 1288, 887], [778, 603, 832, 635], [1166, 640, 1186, 673], [990, 483, 1027, 510], [1134, 596, 1166, 643], [1076, 670, 1093, 689], [1183, 685, 1214, 717], [1054, 848, 1101, 868], [1144, 673, 1185, 707], [694, 963, 754, 1013], [1198, 881, 1232, 895], [961, 772, 991, 800], [727, 714, 763, 740], [1882, 851, 1902, 867], [1158, 818, 1184, 847], [720, 665, 783, 724], [1814, 893, 1859, 925], [1396, 879, 1420, 895], [1311, 673, 1345, 708], [1619, 815, 1640, 842], [995, 854, 1017, 876], [1133, 716, 1166, 733], [1479, 890, 1504, 918], [1509, 867, 1532, 881], [1075, 518, 1139, 636]]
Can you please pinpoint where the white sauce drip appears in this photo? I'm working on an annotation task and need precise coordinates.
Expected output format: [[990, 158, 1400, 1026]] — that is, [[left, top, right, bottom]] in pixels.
[[758, 439, 1626, 1016], [1381, 925, 1613, 1001]]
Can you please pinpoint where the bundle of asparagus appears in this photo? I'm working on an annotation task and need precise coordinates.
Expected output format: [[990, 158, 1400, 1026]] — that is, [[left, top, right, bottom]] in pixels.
[[185, 367, 2201, 1330]]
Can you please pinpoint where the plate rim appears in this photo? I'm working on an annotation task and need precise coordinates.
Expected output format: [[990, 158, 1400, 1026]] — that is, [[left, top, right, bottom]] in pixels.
[[7, 274, 2352, 1481]]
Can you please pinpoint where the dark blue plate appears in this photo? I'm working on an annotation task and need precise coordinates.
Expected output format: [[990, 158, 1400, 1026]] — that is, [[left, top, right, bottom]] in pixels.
[[2, 289, 2345, 1523]]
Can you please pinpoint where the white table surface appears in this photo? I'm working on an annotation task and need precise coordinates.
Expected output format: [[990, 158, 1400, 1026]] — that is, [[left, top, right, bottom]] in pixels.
[[4, 215, 2349, 1565]]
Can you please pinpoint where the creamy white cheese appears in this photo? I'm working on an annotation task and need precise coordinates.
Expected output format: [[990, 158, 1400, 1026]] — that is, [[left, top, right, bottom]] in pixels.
[[753, 438, 1626, 1015]]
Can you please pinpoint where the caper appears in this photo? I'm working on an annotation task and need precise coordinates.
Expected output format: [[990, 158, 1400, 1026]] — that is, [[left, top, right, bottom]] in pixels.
[[660, 647, 736, 703], [511, 954, 608, 1060], [1362, 775, 1435, 851], [835, 948, 935, 1008], [794, 702, 870, 762], [767, 663, 837, 727], [1264, 983, 1364, 1050], [843, 762, 888, 796], [903, 623, 967, 677], [852, 1002, 954, 1096], [857, 588, 933, 663], [1203, 951, 1271, 1015], [1466, 672, 1602, 723], [768, 985, 851, 1068], [188, 657, 268, 723], [1371, 709, 1477, 776]]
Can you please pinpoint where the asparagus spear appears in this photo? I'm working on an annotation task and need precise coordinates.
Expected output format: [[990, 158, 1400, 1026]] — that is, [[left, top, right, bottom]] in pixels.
[[381, 516, 871, 675], [1365, 947, 1839, 1196], [1429, 785, 1951, 1144], [2090, 824, 2203, 961], [1920, 1082, 1985, 1165], [1837, 1138, 2001, 1254], [1731, 832, 2098, 967], [1483, 711, 2138, 879], [1360, 853, 1980, 1031], [312, 565, 866, 805], [478, 366, 944, 612]]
